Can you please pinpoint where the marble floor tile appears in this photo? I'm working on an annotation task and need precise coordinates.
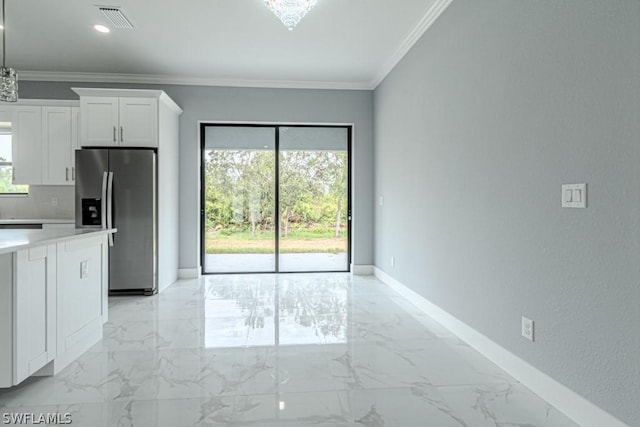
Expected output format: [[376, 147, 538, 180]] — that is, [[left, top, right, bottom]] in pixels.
[[435, 383, 579, 427], [234, 345, 339, 396], [0, 397, 235, 427], [93, 318, 205, 352], [0, 273, 577, 426], [338, 387, 471, 426], [231, 391, 349, 426], [326, 337, 513, 391]]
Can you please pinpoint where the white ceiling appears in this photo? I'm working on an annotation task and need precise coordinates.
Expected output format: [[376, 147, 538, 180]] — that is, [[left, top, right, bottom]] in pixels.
[[5, 0, 451, 90]]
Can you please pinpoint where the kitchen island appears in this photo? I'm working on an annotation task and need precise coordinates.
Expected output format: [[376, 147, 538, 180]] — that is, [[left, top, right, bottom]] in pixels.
[[0, 228, 115, 388]]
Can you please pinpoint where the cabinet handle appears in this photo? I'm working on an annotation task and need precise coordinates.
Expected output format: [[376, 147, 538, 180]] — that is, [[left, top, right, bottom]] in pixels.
[[65, 167, 69, 181], [120, 126, 124, 143], [113, 126, 116, 142], [72, 167, 75, 181]]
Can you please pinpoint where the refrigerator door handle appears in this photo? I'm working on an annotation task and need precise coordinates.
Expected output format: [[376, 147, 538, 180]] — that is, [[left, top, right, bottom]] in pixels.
[[101, 171, 108, 230], [107, 171, 114, 247]]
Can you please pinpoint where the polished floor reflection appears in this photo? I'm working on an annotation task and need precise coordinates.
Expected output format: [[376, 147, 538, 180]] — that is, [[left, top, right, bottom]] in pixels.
[[0, 274, 576, 426]]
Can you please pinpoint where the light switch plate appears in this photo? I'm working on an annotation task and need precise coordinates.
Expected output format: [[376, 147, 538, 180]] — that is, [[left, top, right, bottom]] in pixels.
[[562, 183, 587, 208], [80, 260, 89, 279]]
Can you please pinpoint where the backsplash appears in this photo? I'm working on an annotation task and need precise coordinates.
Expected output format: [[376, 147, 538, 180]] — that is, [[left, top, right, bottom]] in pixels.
[[0, 186, 74, 219]]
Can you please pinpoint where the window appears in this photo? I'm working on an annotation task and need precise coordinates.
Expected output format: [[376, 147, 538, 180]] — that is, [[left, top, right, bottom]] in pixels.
[[0, 123, 28, 194]]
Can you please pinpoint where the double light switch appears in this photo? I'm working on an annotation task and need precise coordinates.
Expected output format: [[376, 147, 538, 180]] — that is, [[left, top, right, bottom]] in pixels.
[[562, 183, 587, 208]]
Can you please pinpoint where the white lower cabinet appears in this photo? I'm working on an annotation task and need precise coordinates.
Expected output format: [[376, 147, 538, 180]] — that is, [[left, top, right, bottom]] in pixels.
[[0, 234, 108, 388], [14, 245, 57, 384], [56, 236, 105, 358]]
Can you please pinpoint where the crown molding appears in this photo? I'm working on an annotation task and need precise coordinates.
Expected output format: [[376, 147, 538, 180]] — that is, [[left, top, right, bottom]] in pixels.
[[18, 71, 372, 91], [71, 87, 183, 114], [369, 0, 454, 89]]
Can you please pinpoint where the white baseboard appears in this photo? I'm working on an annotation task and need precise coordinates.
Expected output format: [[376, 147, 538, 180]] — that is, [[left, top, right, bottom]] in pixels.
[[373, 267, 628, 427], [351, 264, 374, 275], [178, 268, 200, 279]]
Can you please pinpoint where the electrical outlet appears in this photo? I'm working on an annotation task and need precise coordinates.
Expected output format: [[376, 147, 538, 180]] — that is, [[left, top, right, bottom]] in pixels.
[[522, 316, 534, 342], [390, 256, 395, 268], [51, 197, 58, 207], [379, 196, 384, 206], [80, 260, 89, 279]]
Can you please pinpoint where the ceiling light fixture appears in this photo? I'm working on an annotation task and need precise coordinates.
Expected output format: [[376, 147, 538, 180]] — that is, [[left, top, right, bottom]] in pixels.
[[264, 0, 318, 31], [94, 24, 111, 33], [0, 0, 17, 102]]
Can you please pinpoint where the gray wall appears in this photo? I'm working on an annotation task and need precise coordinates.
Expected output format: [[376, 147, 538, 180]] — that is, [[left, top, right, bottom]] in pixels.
[[19, 82, 374, 271], [374, 0, 639, 424]]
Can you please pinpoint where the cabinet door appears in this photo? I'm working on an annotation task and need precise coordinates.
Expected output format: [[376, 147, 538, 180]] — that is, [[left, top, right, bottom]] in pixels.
[[12, 106, 42, 185], [119, 97, 158, 147], [80, 96, 118, 147], [42, 107, 73, 185], [14, 245, 57, 384], [57, 237, 104, 355], [70, 107, 80, 183]]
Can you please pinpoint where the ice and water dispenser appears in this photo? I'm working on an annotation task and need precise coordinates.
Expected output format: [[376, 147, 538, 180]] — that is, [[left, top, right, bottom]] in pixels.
[[81, 198, 102, 226]]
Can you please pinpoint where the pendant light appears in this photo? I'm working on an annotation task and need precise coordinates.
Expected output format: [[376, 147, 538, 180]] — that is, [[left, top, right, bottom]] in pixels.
[[0, 0, 17, 103]]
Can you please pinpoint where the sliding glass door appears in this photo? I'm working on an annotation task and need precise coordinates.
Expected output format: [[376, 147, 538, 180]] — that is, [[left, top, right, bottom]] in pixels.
[[278, 127, 349, 272], [201, 124, 351, 274], [202, 126, 276, 273]]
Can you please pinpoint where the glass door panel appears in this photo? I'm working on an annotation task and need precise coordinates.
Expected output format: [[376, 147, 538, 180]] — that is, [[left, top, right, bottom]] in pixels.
[[203, 126, 276, 273], [278, 127, 349, 272]]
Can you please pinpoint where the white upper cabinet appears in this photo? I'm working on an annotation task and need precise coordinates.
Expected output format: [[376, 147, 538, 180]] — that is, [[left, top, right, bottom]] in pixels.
[[79, 93, 159, 148], [1, 102, 79, 186], [42, 106, 73, 185], [12, 107, 43, 185], [71, 106, 80, 183], [79, 96, 119, 146], [119, 98, 158, 147]]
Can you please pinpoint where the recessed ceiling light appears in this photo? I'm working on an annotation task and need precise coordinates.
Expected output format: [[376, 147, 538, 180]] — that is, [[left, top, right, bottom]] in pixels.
[[0, 25, 4, 30], [94, 24, 110, 33]]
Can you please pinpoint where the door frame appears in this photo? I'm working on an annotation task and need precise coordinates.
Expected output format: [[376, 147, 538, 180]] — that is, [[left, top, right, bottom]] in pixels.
[[199, 122, 353, 274]]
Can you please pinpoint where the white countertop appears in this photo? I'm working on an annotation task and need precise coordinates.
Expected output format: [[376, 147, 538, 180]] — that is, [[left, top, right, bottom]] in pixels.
[[0, 228, 116, 255], [0, 218, 75, 225]]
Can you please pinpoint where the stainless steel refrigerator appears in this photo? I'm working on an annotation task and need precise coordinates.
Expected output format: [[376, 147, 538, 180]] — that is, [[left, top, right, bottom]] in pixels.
[[75, 149, 157, 295]]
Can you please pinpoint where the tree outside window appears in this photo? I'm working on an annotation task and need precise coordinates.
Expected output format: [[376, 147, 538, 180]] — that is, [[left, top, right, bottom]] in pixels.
[[0, 131, 28, 194]]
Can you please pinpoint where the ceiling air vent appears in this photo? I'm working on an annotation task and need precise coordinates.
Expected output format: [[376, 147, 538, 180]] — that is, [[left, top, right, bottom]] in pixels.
[[98, 6, 134, 29]]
